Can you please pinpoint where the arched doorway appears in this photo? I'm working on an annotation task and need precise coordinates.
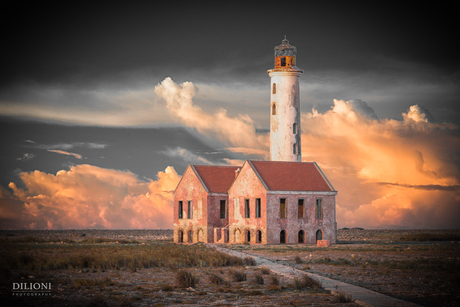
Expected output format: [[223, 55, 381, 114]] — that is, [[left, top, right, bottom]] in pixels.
[[187, 230, 193, 243], [197, 229, 204, 242], [298, 230, 304, 244], [280, 230, 286, 244], [178, 230, 184, 243], [316, 230, 322, 242], [234, 229, 241, 243], [245, 229, 251, 243], [256, 230, 262, 243]]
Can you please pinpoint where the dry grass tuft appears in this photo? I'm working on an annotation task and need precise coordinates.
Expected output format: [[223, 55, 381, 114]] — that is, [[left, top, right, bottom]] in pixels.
[[293, 274, 322, 290], [209, 273, 225, 285], [229, 269, 247, 282], [260, 267, 271, 275], [174, 269, 199, 288], [269, 274, 280, 286], [254, 273, 264, 285], [243, 257, 256, 266], [335, 289, 353, 302]]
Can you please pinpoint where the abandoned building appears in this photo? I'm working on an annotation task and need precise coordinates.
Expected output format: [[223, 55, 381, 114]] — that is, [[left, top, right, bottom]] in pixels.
[[173, 38, 337, 244]]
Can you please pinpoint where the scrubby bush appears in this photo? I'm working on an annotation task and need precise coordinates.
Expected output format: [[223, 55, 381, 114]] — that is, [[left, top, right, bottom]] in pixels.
[[254, 273, 264, 285], [293, 274, 322, 290], [335, 289, 353, 302], [243, 257, 256, 266], [269, 274, 280, 286], [209, 273, 225, 285], [174, 269, 199, 288], [229, 269, 247, 282]]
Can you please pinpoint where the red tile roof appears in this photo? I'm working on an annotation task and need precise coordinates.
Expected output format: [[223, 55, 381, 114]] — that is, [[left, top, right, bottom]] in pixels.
[[193, 165, 241, 193], [250, 161, 334, 191]]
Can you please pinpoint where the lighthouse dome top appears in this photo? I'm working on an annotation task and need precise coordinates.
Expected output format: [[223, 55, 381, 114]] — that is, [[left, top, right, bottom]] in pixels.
[[274, 38, 297, 57]]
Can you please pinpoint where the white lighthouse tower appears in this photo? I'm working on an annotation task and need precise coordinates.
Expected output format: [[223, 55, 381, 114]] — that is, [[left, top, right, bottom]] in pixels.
[[268, 38, 303, 162]]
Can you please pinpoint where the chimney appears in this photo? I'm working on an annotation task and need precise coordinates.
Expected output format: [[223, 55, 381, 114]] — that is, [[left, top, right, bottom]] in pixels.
[[235, 168, 240, 178]]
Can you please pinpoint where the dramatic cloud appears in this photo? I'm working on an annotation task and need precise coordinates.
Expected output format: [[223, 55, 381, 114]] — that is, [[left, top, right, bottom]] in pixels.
[[16, 153, 35, 161], [161, 147, 213, 165], [302, 99, 460, 228], [37, 142, 108, 150], [0, 165, 181, 229], [47, 150, 83, 159], [154, 78, 269, 155]]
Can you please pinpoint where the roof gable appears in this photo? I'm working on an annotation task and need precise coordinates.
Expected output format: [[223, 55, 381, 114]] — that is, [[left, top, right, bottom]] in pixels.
[[249, 161, 334, 191], [193, 165, 241, 193]]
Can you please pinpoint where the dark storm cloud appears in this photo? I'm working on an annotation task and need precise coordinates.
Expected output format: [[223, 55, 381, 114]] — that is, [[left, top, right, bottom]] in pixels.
[[2, 2, 458, 89], [0, 119, 240, 189]]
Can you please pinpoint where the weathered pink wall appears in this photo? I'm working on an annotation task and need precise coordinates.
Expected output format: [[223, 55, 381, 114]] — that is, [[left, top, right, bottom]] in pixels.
[[173, 166, 209, 243], [174, 166, 231, 243], [228, 162, 268, 244], [266, 193, 336, 244]]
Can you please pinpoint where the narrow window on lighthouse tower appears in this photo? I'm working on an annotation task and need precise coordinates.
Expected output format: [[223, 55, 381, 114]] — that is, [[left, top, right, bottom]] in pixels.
[[272, 103, 276, 115], [293, 123, 297, 134], [293, 143, 297, 154], [272, 83, 276, 94]]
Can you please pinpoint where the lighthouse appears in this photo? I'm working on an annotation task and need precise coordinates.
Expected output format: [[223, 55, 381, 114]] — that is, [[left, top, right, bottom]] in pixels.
[[267, 38, 303, 162]]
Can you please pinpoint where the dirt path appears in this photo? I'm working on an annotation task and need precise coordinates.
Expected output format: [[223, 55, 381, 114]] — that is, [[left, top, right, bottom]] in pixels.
[[207, 244, 421, 307]]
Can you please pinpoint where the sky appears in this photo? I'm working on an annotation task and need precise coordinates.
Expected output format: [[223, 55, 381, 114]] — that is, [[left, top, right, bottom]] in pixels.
[[1, 3, 459, 229]]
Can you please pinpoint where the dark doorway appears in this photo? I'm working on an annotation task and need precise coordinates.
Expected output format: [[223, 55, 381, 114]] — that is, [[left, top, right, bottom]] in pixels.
[[316, 230, 322, 241], [178, 230, 183, 243], [298, 230, 304, 244], [280, 230, 286, 244], [246, 230, 251, 243], [256, 230, 262, 243]]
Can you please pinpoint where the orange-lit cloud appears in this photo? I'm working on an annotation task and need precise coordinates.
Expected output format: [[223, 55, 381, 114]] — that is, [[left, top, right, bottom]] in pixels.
[[2, 78, 459, 230], [154, 78, 269, 154], [302, 99, 460, 228], [0, 165, 180, 229], [47, 149, 83, 159]]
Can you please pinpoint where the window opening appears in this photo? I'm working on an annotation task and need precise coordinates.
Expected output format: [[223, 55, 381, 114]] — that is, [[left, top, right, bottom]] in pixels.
[[272, 83, 276, 94], [220, 200, 226, 219], [280, 198, 286, 218], [316, 199, 322, 219], [298, 230, 305, 243], [178, 201, 183, 219], [316, 230, 323, 241], [256, 230, 262, 243], [298, 199, 304, 218], [187, 201, 192, 219], [255, 198, 261, 218], [245, 199, 250, 218], [293, 123, 297, 134], [280, 230, 286, 244], [293, 143, 297, 154], [281, 57, 286, 66], [272, 103, 276, 115]]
